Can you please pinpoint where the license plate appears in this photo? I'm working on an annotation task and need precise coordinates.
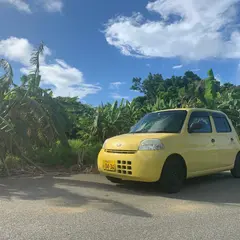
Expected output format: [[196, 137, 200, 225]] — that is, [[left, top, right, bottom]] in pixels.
[[103, 160, 116, 172]]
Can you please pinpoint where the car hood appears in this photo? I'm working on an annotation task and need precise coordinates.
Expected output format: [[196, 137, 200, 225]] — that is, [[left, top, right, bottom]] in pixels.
[[104, 133, 175, 151]]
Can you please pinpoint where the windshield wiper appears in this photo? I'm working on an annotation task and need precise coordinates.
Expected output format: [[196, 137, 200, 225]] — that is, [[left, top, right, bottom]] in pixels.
[[131, 130, 147, 133], [131, 129, 177, 134], [148, 130, 176, 133]]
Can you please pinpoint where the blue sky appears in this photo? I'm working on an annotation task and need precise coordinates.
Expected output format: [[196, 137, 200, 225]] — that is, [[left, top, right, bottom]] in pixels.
[[0, 0, 240, 106]]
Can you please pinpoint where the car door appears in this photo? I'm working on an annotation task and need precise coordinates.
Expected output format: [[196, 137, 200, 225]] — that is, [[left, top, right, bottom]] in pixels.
[[212, 112, 238, 168], [184, 111, 218, 174]]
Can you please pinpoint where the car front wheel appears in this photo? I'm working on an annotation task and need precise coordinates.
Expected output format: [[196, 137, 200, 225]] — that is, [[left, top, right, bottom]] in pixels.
[[160, 158, 186, 194]]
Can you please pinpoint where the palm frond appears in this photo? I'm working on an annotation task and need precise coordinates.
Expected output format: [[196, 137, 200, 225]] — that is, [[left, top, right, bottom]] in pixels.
[[0, 59, 13, 96], [30, 42, 44, 74], [0, 59, 13, 81], [28, 42, 44, 92]]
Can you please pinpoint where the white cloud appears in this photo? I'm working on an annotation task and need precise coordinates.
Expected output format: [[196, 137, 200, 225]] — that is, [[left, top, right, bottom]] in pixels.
[[0, 37, 101, 99], [191, 68, 200, 72], [105, 0, 240, 60], [0, 37, 51, 66], [0, 0, 63, 13], [172, 64, 183, 69], [0, 37, 33, 65], [0, 0, 31, 13], [146, 63, 151, 67], [111, 93, 129, 100], [109, 81, 125, 89], [41, 0, 63, 12]]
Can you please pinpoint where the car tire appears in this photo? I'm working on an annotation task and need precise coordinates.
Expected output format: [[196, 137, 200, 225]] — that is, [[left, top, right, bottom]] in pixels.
[[106, 176, 123, 184], [231, 153, 240, 178], [160, 158, 186, 194]]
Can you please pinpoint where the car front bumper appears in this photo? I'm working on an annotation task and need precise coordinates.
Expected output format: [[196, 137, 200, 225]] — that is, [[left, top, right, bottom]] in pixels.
[[97, 149, 167, 182]]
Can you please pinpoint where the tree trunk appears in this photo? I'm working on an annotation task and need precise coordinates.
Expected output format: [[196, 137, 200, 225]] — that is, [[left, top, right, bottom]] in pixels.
[[77, 150, 85, 168], [81, 150, 85, 165], [1, 157, 10, 177], [14, 141, 47, 174], [77, 152, 81, 166]]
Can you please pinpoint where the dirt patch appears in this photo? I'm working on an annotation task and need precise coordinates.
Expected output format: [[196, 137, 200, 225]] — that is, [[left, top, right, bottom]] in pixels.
[[169, 202, 206, 213], [0, 165, 100, 178], [48, 206, 87, 214]]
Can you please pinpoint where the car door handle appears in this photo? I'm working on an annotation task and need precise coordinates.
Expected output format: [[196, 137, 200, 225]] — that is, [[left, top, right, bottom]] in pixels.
[[211, 139, 215, 143]]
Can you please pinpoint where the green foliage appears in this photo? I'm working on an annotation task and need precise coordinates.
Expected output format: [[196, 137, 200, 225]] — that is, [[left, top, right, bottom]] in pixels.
[[0, 43, 70, 175], [217, 87, 240, 134], [78, 143, 102, 166], [32, 140, 102, 168], [4, 155, 21, 170], [203, 69, 219, 108], [92, 99, 143, 142], [56, 97, 95, 139], [131, 73, 164, 103], [32, 145, 74, 167], [68, 139, 84, 153]]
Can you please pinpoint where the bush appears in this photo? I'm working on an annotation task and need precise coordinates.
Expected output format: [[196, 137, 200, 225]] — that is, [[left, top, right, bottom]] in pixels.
[[32, 142, 76, 168], [79, 143, 102, 166], [0, 154, 22, 176], [5, 154, 22, 170], [31, 140, 102, 168], [68, 139, 84, 154], [68, 139, 102, 166], [0, 154, 22, 173]]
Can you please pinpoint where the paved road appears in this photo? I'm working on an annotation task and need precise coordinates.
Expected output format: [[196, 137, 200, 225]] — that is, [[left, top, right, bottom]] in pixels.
[[0, 172, 240, 240]]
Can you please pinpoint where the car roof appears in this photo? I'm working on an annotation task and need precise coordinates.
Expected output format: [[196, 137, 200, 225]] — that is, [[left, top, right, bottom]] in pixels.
[[154, 108, 226, 115]]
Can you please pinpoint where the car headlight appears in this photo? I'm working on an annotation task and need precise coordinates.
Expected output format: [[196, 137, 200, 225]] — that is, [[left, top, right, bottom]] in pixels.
[[138, 139, 164, 151], [102, 139, 108, 149]]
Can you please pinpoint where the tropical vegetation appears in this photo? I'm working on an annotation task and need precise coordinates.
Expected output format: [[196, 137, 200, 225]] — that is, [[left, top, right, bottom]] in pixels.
[[0, 44, 239, 175]]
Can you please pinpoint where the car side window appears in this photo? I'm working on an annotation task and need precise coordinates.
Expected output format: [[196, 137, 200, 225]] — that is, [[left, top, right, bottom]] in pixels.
[[188, 113, 212, 133], [213, 116, 232, 133]]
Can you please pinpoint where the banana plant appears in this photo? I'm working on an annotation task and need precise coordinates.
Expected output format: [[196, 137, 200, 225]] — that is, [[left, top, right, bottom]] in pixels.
[[217, 90, 240, 135], [92, 100, 126, 142], [0, 43, 69, 175]]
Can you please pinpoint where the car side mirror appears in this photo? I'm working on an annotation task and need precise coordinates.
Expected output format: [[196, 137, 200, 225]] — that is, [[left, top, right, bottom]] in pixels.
[[189, 122, 202, 133]]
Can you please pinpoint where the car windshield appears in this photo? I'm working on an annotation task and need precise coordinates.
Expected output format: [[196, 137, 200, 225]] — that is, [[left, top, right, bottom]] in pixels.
[[130, 110, 187, 133]]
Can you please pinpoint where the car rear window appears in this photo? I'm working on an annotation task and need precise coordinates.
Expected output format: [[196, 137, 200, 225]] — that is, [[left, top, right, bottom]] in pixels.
[[213, 116, 232, 133]]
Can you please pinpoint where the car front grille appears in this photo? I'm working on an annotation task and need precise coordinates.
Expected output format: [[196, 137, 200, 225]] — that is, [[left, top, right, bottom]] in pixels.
[[105, 149, 136, 154], [117, 160, 132, 175]]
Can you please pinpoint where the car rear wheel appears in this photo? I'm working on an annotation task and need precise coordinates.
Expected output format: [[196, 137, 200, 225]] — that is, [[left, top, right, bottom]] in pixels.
[[106, 176, 123, 184], [160, 158, 186, 194], [231, 153, 240, 178]]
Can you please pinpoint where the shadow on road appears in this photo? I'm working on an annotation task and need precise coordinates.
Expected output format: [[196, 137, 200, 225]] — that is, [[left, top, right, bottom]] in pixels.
[[0, 172, 239, 216], [169, 172, 240, 204], [0, 175, 152, 218], [54, 172, 240, 205], [119, 172, 240, 204]]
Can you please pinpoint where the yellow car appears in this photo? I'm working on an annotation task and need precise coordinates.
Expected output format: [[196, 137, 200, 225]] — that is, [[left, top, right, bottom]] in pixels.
[[97, 108, 240, 193]]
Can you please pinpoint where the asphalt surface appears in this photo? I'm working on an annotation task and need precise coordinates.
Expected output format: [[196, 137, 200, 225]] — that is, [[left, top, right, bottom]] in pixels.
[[0, 172, 240, 240]]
